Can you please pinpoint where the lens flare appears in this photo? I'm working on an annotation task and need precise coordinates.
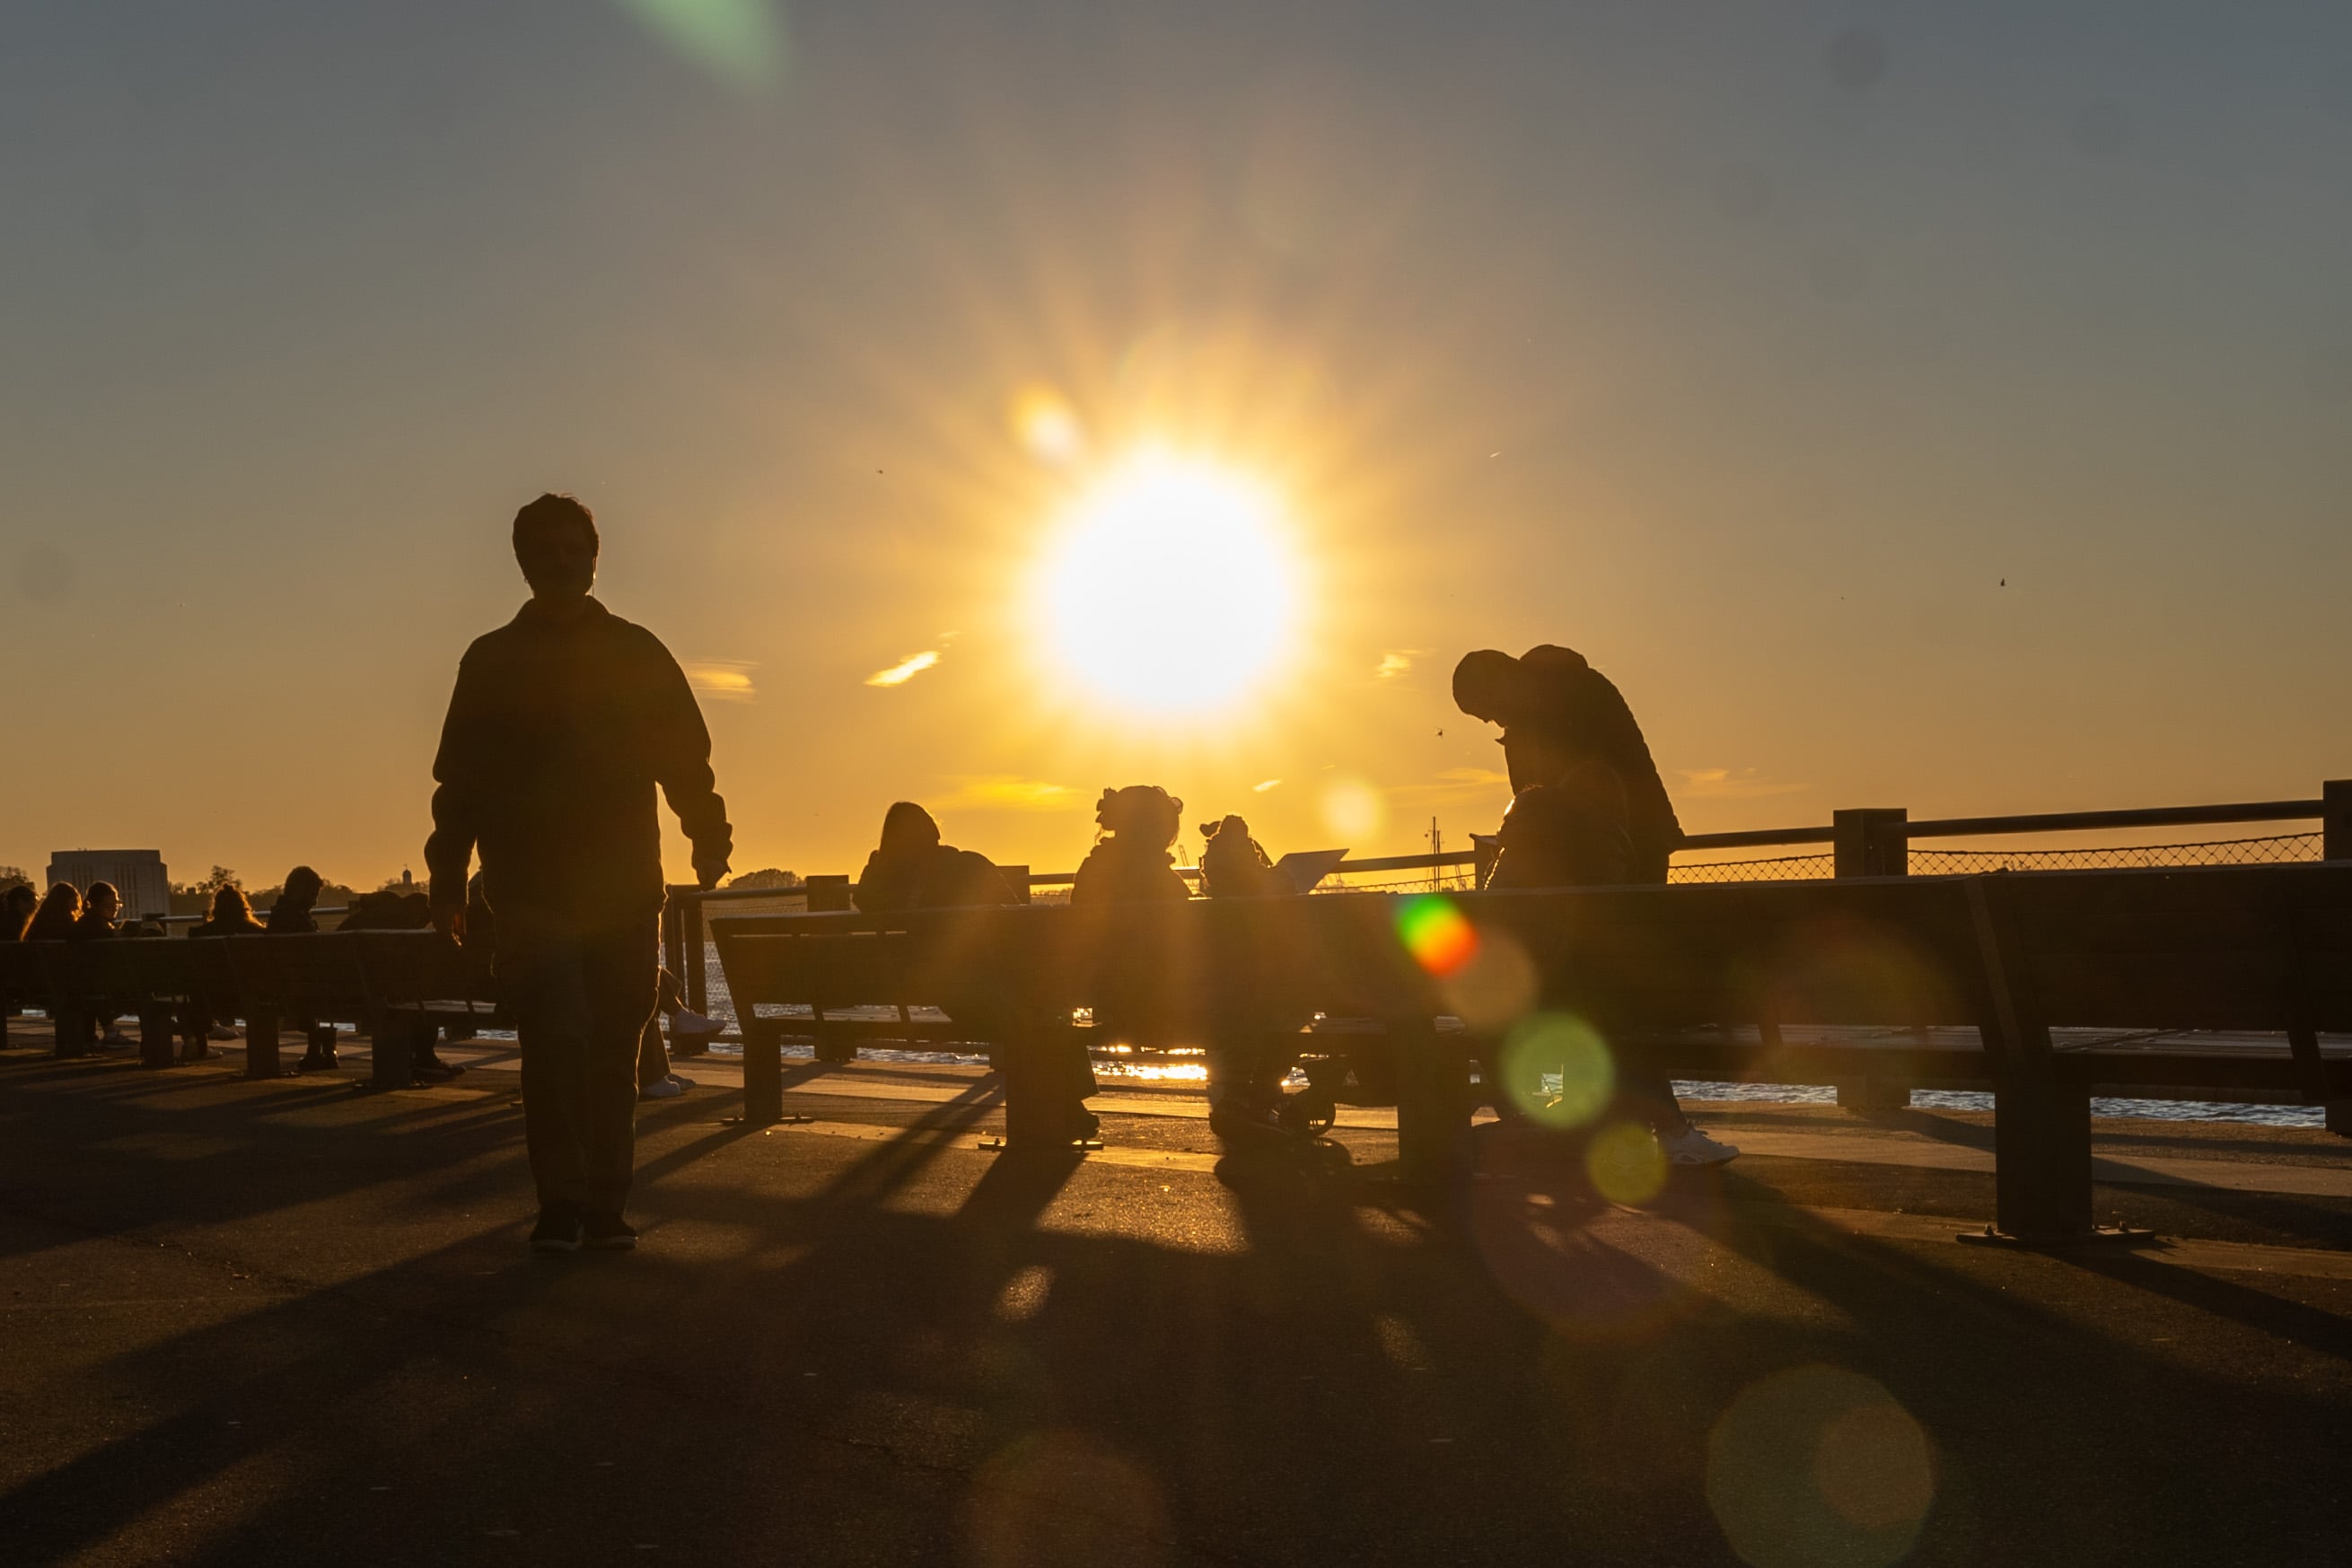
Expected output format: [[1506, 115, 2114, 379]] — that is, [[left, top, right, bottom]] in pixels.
[[1008, 384, 1084, 464], [1499, 1012, 1615, 1127], [1321, 775, 1384, 841], [1440, 925, 1538, 1029], [1706, 1366, 1935, 1568], [1397, 895, 1478, 977], [1586, 1120, 1668, 1205]]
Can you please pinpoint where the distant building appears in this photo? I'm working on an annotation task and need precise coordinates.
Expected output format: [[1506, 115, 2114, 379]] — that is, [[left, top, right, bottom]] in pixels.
[[48, 850, 171, 922]]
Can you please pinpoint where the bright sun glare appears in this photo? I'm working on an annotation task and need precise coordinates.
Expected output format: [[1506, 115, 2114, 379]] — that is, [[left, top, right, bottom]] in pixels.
[[1037, 451, 1300, 715]]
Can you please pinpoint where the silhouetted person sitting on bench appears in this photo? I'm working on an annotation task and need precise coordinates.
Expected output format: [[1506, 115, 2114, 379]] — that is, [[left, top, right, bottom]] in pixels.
[[266, 866, 325, 933], [1479, 765, 1738, 1167], [67, 881, 121, 943], [192, 886, 266, 938], [426, 492, 732, 1255], [188, 886, 266, 1046], [338, 889, 463, 1080], [1454, 645, 1685, 881], [853, 802, 1020, 914], [68, 883, 130, 1047], [4, 883, 38, 942], [1198, 814, 1289, 899], [22, 884, 81, 942], [1072, 785, 1190, 905]]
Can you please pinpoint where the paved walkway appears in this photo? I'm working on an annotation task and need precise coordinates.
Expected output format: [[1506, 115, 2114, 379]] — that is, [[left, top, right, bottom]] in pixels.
[[4, 1022, 2349, 1565]]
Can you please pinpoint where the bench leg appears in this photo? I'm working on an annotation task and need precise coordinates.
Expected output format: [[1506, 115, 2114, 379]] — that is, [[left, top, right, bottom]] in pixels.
[[245, 1011, 283, 1079], [370, 1012, 415, 1091], [137, 1006, 176, 1070], [1394, 1020, 1471, 1187], [743, 1024, 784, 1126], [1991, 1070, 2093, 1241]]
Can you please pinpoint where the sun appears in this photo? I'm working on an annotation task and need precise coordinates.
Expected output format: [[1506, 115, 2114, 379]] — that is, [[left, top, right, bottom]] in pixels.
[[1035, 451, 1302, 715]]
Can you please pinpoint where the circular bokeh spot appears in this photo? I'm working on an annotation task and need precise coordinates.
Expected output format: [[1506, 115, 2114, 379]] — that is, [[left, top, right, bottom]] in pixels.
[[1707, 1365, 1935, 1568], [1585, 1120, 1667, 1205], [1499, 1012, 1615, 1128]]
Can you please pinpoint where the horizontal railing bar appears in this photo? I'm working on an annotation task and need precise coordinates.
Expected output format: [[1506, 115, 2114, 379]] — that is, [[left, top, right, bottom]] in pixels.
[[1903, 800, 2324, 839], [1681, 827, 1838, 850]]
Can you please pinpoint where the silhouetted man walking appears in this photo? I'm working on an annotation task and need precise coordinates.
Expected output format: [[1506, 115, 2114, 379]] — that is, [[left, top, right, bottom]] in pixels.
[[426, 494, 732, 1253]]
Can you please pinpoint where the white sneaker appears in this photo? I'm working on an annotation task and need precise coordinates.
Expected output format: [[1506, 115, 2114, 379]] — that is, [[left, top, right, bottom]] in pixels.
[[639, 1075, 686, 1100], [101, 1029, 131, 1047], [1660, 1126, 1740, 1166], [670, 1008, 724, 1038], [206, 1025, 239, 1041]]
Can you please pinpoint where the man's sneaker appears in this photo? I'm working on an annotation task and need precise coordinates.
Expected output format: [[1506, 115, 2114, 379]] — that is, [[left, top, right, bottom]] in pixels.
[[100, 1029, 132, 1047], [639, 1074, 686, 1100], [1660, 1126, 1740, 1167], [296, 1050, 338, 1073], [413, 1055, 465, 1082], [206, 1025, 239, 1041], [530, 1210, 583, 1254], [582, 1213, 636, 1251], [670, 1008, 724, 1040]]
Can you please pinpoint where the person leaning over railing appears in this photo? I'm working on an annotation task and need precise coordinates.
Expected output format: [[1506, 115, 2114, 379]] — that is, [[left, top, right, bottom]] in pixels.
[[1482, 765, 1738, 1168]]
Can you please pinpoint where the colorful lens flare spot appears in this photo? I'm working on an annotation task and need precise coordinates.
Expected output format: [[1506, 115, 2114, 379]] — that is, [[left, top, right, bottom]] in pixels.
[[1499, 1013, 1615, 1127], [1586, 1120, 1668, 1205], [1397, 895, 1478, 977]]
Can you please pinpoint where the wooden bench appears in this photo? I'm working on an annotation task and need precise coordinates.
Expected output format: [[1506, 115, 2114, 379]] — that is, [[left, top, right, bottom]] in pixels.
[[3, 933, 498, 1088], [713, 864, 2352, 1242]]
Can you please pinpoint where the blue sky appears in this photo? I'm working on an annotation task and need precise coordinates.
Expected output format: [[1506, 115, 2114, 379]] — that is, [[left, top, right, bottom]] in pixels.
[[7, 2, 2349, 884]]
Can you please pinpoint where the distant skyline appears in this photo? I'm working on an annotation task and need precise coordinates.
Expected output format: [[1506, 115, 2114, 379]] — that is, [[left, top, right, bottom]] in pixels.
[[7, 2, 2350, 889]]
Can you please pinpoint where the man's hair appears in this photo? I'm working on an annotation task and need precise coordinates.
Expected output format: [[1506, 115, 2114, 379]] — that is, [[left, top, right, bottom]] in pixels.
[[1452, 649, 1522, 723], [512, 493, 599, 554]]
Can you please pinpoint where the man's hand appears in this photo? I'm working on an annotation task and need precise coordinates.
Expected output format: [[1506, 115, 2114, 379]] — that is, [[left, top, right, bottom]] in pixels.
[[694, 854, 731, 892], [430, 902, 467, 944]]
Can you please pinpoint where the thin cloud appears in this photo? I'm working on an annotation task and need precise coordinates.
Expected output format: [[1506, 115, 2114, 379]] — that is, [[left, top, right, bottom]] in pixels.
[[1252, 778, 1282, 793], [1680, 766, 1808, 800], [937, 775, 1075, 811], [683, 660, 758, 703], [1375, 649, 1425, 679], [865, 649, 941, 688]]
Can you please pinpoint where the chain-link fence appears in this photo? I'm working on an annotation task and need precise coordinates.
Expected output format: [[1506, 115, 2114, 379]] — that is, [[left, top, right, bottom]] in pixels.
[[1668, 852, 1837, 884], [1907, 832, 2322, 877]]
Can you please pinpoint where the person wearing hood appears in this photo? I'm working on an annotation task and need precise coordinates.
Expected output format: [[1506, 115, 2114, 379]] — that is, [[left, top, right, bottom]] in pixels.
[[853, 802, 1020, 914]]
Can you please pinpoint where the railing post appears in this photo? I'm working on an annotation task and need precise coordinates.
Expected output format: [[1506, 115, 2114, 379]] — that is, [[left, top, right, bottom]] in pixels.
[[1835, 808, 1914, 1112], [2324, 780, 2351, 862], [1834, 809, 1908, 879], [682, 890, 707, 1016]]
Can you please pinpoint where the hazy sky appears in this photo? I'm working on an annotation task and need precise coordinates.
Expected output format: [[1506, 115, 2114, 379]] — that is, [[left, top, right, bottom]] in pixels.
[[7, 2, 2350, 890]]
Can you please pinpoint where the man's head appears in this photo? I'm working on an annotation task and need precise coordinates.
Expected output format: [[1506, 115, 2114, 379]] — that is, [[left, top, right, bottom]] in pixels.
[[513, 493, 600, 605], [85, 881, 121, 923], [1452, 649, 1523, 725], [281, 865, 323, 910]]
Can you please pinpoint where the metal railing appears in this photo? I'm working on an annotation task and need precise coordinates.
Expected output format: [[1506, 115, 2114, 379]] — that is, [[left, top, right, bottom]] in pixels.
[[662, 778, 2352, 1019]]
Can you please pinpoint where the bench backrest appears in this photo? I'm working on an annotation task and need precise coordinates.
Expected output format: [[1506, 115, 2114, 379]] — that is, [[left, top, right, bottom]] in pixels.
[[712, 863, 2352, 1047]]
